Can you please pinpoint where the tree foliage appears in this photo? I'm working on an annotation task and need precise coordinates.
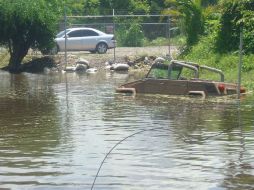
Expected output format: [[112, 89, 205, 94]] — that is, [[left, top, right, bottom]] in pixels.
[[116, 20, 145, 47], [216, 0, 254, 53], [201, 0, 218, 7], [83, 0, 150, 15], [0, 0, 62, 72], [164, 0, 204, 47]]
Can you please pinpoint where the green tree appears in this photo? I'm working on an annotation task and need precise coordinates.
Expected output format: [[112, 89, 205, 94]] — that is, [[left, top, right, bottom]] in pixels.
[[201, 0, 218, 7], [216, 0, 254, 53], [147, 0, 165, 12], [164, 0, 204, 47], [65, 0, 85, 15], [117, 21, 145, 47], [0, 0, 62, 73], [83, 0, 150, 15]]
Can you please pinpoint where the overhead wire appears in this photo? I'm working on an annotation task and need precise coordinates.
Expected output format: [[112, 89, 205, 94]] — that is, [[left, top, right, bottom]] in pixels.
[[90, 120, 243, 190]]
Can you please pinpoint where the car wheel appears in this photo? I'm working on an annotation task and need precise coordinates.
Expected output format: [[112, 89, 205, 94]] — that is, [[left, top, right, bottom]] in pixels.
[[96, 43, 108, 54]]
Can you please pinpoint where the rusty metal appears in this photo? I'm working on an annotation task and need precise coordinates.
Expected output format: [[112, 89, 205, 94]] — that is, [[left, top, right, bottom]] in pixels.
[[116, 60, 246, 98]]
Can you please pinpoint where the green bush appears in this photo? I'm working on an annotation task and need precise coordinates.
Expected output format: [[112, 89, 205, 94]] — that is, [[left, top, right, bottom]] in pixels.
[[181, 34, 254, 90], [242, 54, 254, 72], [116, 21, 145, 47], [185, 3, 204, 46], [164, 0, 204, 47], [216, 0, 254, 53]]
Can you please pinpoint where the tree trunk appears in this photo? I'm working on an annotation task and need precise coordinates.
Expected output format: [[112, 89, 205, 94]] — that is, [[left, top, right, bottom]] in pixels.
[[8, 43, 29, 73]]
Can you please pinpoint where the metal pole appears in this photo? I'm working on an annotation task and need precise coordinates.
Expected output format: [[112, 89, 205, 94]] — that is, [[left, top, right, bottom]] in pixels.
[[238, 30, 243, 99], [67, 14, 173, 18], [168, 16, 171, 59], [113, 9, 116, 63], [64, 6, 67, 69]]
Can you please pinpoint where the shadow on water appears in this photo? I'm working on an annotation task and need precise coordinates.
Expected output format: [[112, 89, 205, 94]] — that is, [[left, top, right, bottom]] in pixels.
[[0, 71, 66, 187], [0, 73, 61, 148]]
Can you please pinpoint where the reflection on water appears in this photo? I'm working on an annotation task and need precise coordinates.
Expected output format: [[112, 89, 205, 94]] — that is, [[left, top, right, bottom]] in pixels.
[[0, 70, 254, 190]]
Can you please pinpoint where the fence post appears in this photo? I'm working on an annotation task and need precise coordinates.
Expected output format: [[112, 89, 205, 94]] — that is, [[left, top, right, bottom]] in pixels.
[[64, 6, 67, 69], [167, 16, 171, 59], [113, 9, 116, 63], [238, 29, 243, 99]]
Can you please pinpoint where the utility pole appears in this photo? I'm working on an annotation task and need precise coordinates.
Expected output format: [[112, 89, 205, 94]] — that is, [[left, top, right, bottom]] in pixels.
[[238, 29, 243, 99], [167, 16, 171, 60]]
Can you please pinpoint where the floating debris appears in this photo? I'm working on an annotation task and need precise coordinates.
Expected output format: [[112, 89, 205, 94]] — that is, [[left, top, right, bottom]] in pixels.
[[110, 63, 129, 71], [86, 68, 98, 73], [154, 57, 166, 64]]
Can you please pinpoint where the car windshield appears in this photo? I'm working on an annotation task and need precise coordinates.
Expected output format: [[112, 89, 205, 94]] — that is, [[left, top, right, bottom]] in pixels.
[[56, 29, 71, 38]]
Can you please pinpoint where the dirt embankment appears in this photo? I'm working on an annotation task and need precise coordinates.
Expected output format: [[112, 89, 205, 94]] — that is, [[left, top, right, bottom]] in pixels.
[[59, 46, 176, 67]]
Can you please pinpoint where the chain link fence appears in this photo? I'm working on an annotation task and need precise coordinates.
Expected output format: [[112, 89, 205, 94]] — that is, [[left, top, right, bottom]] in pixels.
[[57, 11, 182, 66], [0, 10, 184, 67]]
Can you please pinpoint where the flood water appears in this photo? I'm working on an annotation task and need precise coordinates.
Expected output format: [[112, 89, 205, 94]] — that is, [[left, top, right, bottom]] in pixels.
[[0, 70, 254, 190]]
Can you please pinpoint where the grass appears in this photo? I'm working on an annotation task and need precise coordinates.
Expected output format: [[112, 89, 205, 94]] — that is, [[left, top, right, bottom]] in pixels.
[[144, 35, 186, 47], [0, 51, 9, 68]]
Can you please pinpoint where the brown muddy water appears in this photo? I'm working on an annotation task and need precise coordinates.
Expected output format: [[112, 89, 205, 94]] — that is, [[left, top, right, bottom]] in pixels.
[[0, 70, 254, 190]]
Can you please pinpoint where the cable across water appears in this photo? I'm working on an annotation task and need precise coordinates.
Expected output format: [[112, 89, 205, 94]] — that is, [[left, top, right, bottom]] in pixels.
[[91, 118, 242, 189]]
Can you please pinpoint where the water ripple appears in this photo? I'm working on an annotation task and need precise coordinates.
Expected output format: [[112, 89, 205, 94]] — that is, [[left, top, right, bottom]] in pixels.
[[0, 71, 254, 189]]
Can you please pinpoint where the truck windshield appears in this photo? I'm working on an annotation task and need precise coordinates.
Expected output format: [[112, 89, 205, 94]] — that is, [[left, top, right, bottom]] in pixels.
[[146, 63, 169, 79], [168, 64, 183, 80], [146, 63, 185, 80]]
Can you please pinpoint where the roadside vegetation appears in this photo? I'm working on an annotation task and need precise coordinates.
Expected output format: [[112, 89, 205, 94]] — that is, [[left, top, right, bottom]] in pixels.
[[177, 0, 254, 90]]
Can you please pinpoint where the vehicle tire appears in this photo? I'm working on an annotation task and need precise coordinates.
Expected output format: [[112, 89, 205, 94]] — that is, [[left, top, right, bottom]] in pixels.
[[96, 43, 108, 54]]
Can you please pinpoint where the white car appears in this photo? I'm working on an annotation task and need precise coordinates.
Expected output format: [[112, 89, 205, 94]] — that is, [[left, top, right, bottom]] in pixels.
[[55, 27, 116, 54]]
